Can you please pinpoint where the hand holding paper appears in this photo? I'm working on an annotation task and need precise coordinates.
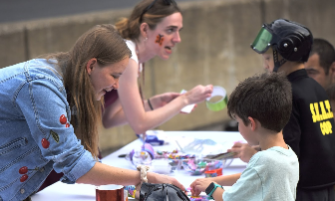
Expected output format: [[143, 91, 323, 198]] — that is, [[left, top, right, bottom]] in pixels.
[[180, 85, 213, 113], [180, 89, 196, 113]]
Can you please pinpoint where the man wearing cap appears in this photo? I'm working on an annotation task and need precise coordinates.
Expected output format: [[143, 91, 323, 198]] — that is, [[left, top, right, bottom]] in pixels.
[[305, 38, 335, 89]]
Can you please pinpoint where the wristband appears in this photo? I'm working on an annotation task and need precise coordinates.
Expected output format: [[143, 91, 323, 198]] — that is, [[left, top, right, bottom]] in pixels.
[[205, 182, 223, 200], [147, 99, 154, 110], [137, 165, 150, 183]]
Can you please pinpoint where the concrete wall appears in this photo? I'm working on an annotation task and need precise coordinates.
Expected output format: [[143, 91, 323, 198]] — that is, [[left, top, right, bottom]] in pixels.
[[1, 0, 334, 154]]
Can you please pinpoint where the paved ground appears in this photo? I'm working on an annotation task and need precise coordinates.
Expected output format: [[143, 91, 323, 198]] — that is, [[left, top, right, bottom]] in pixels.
[[0, 0, 198, 23]]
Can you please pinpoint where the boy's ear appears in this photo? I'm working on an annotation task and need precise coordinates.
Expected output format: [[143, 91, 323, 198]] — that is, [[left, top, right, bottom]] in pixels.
[[248, 117, 257, 131]]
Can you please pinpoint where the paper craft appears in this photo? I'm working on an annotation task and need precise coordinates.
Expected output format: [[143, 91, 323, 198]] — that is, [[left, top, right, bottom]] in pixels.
[[206, 86, 228, 111]]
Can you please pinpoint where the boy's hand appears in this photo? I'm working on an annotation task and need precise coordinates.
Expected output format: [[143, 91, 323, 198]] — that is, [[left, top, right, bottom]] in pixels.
[[190, 178, 214, 196], [228, 142, 259, 163]]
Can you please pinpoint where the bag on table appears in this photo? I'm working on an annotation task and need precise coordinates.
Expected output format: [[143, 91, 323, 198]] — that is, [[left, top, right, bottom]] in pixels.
[[139, 182, 190, 201]]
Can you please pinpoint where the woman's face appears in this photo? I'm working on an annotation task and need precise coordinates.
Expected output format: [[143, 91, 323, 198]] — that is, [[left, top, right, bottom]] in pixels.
[[146, 12, 183, 60], [88, 58, 129, 100]]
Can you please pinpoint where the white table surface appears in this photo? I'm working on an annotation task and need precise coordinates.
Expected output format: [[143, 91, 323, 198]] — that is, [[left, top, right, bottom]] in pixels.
[[32, 131, 247, 201]]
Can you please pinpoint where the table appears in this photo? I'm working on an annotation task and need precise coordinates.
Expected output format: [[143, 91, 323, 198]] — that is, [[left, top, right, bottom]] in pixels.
[[32, 131, 247, 201]]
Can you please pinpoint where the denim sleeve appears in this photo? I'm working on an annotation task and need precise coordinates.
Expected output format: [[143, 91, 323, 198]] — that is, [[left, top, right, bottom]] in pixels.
[[15, 75, 96, 183]]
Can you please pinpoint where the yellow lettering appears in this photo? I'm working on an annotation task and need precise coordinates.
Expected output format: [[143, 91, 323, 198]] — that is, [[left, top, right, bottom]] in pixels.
[[321, 122, 326, 135], [320, 101, 327, 121], [314, 103, 321, 122], [310, 103, 317, 123], [325, 100, 332, 119], [320, 121, 333, 136], [327, 121, 333, 134]]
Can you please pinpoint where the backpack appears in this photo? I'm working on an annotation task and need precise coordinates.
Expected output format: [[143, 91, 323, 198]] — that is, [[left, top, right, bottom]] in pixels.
[[139, 182, 190, 201]]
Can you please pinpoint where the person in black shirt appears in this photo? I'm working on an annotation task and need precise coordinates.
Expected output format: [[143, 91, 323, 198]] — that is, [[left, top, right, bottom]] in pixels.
[[229, 19, 335, 201], [305, 38, 335, 89]]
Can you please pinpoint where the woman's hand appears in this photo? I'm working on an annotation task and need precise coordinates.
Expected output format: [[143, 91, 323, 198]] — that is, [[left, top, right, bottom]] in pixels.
[[147, 172, 185, 191], [184, 85, 213, 105], [149, 92, 180, 109], [228, 142, 259, 163], [134, 172, 185, 199]]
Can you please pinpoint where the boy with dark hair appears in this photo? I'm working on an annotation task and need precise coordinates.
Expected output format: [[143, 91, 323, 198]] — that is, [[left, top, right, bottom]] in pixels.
[[305, 38, 335, 89], [190, 72, 299, 201], [231, 19, 335, 200]]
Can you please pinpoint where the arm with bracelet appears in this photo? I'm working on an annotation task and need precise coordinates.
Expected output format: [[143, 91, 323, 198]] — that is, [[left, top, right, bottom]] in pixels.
[[190, 173, 242, 200], [205, 182, 224, 200], [118, 59, 213, 134]]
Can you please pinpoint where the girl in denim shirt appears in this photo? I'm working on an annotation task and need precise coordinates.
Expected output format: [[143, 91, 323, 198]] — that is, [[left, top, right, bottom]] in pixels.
[[0, 24, 184, 201]]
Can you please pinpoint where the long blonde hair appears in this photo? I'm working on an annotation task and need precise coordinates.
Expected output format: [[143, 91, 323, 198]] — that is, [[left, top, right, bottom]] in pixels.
[[47, 24, 131, 157], [115, 0, 181, 41]]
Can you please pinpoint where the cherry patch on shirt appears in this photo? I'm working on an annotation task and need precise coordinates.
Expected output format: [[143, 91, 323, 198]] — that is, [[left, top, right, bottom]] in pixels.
[[50, 130, 60, 143], [59, 114, 67, 124], [41, 130, 60, 149], [20, 174, 28, 182], [41, 138, 50, 148], [19, 166, 40, 182], [66, 123, 70, 128], [19, 166, 28, 174], [155, 34, 164, 46]]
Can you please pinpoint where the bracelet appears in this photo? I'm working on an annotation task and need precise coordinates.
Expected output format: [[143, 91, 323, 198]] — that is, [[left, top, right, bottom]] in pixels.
[[206, 182, 223, 200], [147, 99, 154, 111], [137, 165, 150, 183]]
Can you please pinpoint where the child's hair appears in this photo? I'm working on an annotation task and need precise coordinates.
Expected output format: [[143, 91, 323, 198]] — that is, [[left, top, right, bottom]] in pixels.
[[227, 72, 292, 132]]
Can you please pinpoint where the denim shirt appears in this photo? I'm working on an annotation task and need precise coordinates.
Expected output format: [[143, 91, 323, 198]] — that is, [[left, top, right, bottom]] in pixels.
[[0, 59, 96, 201]]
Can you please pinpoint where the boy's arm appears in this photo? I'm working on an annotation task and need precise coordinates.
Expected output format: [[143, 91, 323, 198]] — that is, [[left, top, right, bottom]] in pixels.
[[212, 188, 225, 201], [211, 173, 242, 186], [190, 173, 241, 196]]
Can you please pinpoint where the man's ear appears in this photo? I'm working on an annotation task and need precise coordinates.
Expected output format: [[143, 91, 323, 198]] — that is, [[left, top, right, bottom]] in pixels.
[[86, 58, 97, 75], [139, 22, 149, 39], [329, 61, 335, 85], [248, 117, 258, 131]]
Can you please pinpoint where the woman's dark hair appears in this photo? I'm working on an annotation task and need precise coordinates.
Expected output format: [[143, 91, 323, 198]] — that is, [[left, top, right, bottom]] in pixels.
[[115, 0, 181, 41]]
